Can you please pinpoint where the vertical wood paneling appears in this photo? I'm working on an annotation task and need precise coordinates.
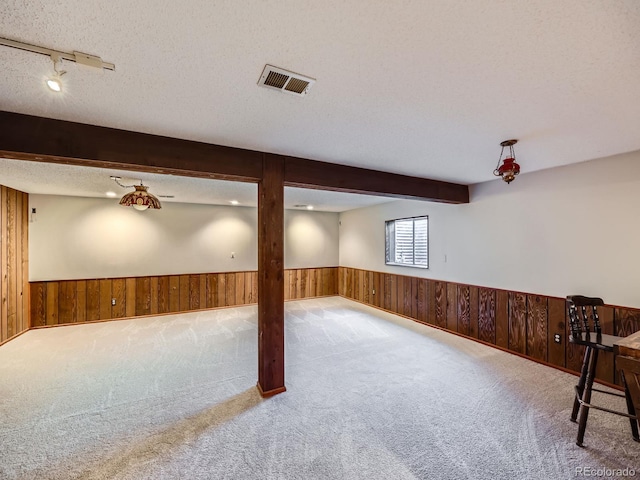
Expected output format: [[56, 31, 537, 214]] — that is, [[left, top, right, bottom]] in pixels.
[[206, 274, 218, 308], [406, 277, 415, 317], [495, 290, 509, 349], [30, 282, 46, 327], [5, 188, 16, 338], [76, 280, 86, 323], [179, 275, 190, 311], [595, 306, 614, 384], [363, 270, 370, 304], [136, 277, 151, 316], [99, 279, 112, 321], [357, 269, 364, 302], [151, 276, 160, 314], [434, 281, 446, 328], [383, 274, 392, 311], [547, 298, 566, 369], [250, 271, 259, 303], [0, 187, 7, 340], [478, 288, 496, 344], [20, 192, 28, 330], [372, 272, 380, 307], [158, 276, 171, 314], [457, 285, 470, 336], [86, 280, 100, 322], [169, 276, 180, 312], [446, 283, 457, 332], [395, 275, 405, 315], [111, 278, 126, 319], [508, 292, 527, 354], [296, 269, 303, 299], [417, 279, 427, 323], [410, 277, 418, 319], [225, 273, 235, 306], [526, 295, 548, 362], [615, 308, 640, 338], [15, 191, 23, 331], [346, 268, 353, 299], [390, 275, 398, 313], [234, 272, 245, 306], [58, 280, 77, 323], [25, 268, 333, 330], [216, 274, 226, 307], [199, 274, 207, 310], [45, 282, 58, 325], [125, 278, 136, 317], [469, 286, 479, 339], [189, 274, 201, 310]]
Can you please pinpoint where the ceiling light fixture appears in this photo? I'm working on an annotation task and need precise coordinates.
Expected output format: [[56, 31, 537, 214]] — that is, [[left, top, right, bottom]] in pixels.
[[493, 139, 521, 184], [0, 36, 115, 93], [111, 176, 161, 211], [46, 53, 66, 92], [306, 205, 314, 210], [230, 200, 239, 205], [105, 191, 117, 198]]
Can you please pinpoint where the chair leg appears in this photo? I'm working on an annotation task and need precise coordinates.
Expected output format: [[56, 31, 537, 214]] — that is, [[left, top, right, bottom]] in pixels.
[[576, 348, 598, 447], [572, 346, 592, 422], [621, 371, 640, 442]]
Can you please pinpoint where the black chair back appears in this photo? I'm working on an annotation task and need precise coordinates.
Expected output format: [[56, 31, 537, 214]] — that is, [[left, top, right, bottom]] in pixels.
[[566, 295, 604, 339]]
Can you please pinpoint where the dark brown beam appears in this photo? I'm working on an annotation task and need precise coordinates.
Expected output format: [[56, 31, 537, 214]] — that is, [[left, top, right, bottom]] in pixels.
[[257, 153, 286, 397], [0, 110, 468, 203], [284, 156, 469, 204], [0, 111, 263, 182]]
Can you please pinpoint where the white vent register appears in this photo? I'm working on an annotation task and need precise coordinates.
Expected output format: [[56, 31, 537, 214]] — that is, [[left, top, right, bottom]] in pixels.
[[258, 64, 315, 97]]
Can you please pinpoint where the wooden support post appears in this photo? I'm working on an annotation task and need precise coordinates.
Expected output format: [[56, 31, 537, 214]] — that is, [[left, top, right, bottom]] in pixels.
[[257, 154, 286, 397]]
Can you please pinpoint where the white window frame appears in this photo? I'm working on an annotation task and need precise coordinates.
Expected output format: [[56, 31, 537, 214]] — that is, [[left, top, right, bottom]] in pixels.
[[385, 216, 429, 269]]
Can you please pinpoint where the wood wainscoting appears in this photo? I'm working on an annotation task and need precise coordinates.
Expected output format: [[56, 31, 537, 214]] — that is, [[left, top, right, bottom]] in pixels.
[[1, 186, 29, 344], [338, 267, 640, 385], [30, 267, 338, 328]]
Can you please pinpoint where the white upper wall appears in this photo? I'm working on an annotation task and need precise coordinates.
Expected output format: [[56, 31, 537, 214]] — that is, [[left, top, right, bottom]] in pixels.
[[339, 150, 640, 309], [29, 195, 338, 281]]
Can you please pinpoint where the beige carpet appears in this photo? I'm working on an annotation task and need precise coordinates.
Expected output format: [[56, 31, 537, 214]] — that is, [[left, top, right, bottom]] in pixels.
[[1, 296, 638, 479]]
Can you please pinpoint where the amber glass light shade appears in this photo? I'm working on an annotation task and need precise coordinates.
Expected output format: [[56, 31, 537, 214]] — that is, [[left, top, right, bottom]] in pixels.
[[119, 184, 162, 210]]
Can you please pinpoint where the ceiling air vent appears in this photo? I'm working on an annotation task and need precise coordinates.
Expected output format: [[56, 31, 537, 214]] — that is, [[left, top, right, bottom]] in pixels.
[[258, 64, 315, 97]]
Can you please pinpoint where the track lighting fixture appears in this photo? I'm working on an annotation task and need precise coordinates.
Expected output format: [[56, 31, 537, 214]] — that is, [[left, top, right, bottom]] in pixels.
[[46, 54, 66, 93], [0, 36, 115, 93]]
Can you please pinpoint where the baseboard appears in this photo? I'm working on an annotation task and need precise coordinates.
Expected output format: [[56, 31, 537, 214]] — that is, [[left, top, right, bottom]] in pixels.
[[0, 328, 30, 347], [257, 383, 287, 398]]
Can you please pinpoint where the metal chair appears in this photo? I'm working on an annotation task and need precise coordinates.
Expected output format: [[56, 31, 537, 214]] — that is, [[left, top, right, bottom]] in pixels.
[[567, 295, 639, 447]]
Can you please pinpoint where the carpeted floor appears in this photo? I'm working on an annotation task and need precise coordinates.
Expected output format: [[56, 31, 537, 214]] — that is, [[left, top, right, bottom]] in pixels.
[[1, 296, 638, 479]]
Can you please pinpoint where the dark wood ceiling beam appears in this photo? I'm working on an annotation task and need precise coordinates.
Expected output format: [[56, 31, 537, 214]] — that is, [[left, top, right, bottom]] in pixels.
[[0, 111, 263, 182], [284, 156, 469, 204], [0, 110, 469, 203]]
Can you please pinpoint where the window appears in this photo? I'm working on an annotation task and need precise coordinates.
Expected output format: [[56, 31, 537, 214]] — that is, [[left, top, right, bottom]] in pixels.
[[385, 216, 428, 268]]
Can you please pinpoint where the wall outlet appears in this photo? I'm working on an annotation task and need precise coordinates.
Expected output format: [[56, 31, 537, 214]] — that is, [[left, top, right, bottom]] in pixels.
[[111, 298, 116, 306], [554, 333, 561, 344]]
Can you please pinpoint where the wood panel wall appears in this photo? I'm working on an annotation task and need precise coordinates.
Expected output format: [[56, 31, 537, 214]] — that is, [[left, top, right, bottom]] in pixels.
[[338, 267, 640, 385], [30, 267, 338, 327], [0, 186, 29, 344]]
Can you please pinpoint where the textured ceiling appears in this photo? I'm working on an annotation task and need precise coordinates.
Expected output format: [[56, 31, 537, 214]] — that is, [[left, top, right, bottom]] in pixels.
[[0, 158, 392, 212], [1, 1, 640, 185]]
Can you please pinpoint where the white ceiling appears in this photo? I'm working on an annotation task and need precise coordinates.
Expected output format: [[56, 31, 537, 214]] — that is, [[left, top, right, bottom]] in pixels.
[[1, 0, 640, 187], [0, 157, 392, 212]]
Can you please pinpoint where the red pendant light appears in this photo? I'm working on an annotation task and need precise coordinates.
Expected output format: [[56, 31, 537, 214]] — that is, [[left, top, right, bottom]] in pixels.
[[493, 139, 520, 184]]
